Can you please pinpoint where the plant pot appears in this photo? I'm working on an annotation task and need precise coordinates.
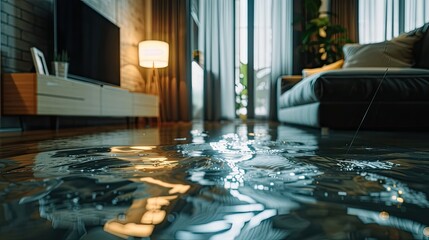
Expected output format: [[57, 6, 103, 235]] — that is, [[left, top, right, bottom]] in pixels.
[[52, 61, 69, 78]]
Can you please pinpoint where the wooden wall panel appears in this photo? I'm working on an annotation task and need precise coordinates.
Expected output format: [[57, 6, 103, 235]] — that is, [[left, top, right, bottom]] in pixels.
[[2, 73, 37, 115]]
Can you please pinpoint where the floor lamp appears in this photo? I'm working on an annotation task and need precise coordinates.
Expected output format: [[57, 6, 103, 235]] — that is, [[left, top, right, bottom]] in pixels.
[[139, 40, 169, 123]]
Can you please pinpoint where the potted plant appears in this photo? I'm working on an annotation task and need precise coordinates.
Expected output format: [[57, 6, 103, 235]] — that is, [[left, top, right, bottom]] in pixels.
[[298, 0, 351, 68], [301, 16, 351, 67], [52, 50, 69, 78]]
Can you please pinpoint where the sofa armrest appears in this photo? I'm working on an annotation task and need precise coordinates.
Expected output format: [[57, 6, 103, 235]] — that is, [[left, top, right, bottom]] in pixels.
[[278, 75, 303, 95], [276, 75, 303, 116]]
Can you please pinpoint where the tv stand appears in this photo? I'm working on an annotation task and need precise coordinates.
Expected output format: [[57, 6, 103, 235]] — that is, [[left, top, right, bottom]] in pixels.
[[2, 73, 159, 122]]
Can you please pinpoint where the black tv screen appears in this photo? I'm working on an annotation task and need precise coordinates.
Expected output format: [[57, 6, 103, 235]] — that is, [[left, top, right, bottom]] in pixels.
[[55, 0, 120, 86]]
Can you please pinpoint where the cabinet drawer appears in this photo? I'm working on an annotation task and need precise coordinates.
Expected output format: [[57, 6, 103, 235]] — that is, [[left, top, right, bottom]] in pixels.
[[37, 74, 101, 115], [132, 93, 159, 117], [101, 86, 133, 116]]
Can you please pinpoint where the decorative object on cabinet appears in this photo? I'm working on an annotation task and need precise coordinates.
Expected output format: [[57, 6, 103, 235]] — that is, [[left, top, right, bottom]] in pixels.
[[52, 50, 70, 78], [30, 47, 49, 75]]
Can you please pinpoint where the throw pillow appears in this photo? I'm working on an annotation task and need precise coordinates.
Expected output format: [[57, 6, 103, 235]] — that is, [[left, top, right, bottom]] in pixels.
[[343, 31, 423, 68], [413, 23, 429, 68], [302, 59, 344, 78]]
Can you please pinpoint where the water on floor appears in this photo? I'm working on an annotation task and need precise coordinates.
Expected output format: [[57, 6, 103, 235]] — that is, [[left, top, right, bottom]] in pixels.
[[0, 122, 428, 239]]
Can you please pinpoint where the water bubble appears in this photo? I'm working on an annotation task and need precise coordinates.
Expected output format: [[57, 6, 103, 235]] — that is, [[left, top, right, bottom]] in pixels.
[[174, 138, 187, 141], [423, 227, 429, 237], [167, 214, 176, 222], [379, 211, 389, 220], [95, 204, 103, 210], [117, 213, 126, 221]]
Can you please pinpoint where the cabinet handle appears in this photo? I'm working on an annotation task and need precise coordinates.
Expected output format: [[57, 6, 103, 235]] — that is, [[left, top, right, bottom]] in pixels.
[[46, 82, 59, 86]]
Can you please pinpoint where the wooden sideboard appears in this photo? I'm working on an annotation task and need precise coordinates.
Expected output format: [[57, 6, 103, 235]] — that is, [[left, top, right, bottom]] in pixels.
[[2, 73, 159, 118]]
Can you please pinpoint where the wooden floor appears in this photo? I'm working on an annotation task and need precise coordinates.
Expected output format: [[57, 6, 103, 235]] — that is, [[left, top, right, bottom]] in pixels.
[[1, 120, 428, 159], [1, 120, 429, 240]]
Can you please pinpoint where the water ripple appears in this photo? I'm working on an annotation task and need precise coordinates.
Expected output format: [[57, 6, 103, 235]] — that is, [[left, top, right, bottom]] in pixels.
[[0, 135, 428, 240]]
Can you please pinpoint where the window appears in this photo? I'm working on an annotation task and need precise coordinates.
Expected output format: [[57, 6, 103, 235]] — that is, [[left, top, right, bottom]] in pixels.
[[359, 0, 429, 44], [404, 0, 429, 31], [358, 0, 400, 43], [235, 0, 273, 119], [235, 0, 249, 118]]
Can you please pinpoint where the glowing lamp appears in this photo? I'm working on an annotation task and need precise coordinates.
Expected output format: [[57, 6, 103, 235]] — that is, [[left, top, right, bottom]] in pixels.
[[138, 40, 169, 68]]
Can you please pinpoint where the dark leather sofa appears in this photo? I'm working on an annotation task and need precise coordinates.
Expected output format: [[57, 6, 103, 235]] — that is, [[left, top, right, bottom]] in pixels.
[[277, 24, 429, 130]]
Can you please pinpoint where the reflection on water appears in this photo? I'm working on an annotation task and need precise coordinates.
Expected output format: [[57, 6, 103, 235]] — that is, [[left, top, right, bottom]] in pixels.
[[0, 123, 428, 239]]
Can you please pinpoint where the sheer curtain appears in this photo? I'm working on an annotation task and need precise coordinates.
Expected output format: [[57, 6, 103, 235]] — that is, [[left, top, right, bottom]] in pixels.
[[359, 0, 400, 43], [359, 0, 429, 44], [151, 0, 192, 122], [246, 0, 293, 120], [254, 0, 272, 118], [269, 0, 293, 120], [199, 0, 235, 121], [199, 0, 292, 121], [405, 0, 429, 31]]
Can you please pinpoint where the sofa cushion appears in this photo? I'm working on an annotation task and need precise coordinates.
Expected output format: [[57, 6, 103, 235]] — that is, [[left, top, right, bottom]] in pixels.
[[278, 68, 429, 109], [343, 32, 423, 68], [278, 101, 429, 129]]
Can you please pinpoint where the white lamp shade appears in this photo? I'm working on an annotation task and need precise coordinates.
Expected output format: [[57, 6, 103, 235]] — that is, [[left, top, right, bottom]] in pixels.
[[139, 40, 169, 68]]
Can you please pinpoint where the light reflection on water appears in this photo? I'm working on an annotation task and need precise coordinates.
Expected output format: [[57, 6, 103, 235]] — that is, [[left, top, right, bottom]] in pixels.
[[0, 124, 428, 239]]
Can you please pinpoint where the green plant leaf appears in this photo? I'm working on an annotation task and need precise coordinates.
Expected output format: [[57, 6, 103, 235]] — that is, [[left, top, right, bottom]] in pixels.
[[54, 50, 70, 62]]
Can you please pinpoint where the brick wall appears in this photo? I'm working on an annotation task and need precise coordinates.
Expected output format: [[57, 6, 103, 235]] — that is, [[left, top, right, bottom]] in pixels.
[[0, 0, 149, 129], [1, 0, 53, 73], [117, 0, 148, 92], [0, 0, 147, 91]]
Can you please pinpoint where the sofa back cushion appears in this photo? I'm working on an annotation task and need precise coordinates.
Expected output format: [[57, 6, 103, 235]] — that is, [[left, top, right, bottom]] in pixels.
[[343, 32, 423, 68], [278, 68, 429, 109]]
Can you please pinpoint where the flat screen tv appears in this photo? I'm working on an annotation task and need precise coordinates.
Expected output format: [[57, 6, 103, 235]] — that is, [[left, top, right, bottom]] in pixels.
[[55, 0, 120, 86]]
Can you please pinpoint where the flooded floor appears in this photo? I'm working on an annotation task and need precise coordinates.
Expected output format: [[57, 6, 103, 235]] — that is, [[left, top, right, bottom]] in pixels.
[[0, 121, 428, 240]]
